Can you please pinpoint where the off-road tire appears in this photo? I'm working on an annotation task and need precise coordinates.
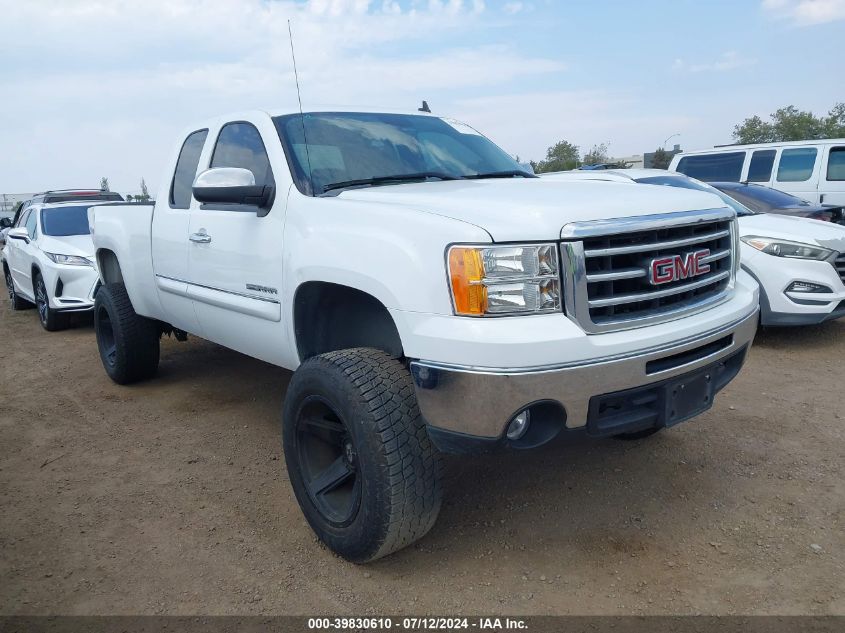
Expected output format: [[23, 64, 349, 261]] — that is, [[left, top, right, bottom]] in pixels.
[[282, 348, 443, 563], [94, 283, 160, 384], [4, 264, 32, 311], [34, 273, 68, 331]]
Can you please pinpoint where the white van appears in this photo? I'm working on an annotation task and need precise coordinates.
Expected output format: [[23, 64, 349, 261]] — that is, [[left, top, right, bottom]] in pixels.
[[668, 139, 845, 206]]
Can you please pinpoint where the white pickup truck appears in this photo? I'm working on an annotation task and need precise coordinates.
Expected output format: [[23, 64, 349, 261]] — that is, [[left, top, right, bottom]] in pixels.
[[90, 108, 759, 562]]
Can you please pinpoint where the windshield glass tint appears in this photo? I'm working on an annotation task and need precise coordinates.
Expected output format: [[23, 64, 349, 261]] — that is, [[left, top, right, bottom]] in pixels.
[[274, 112, 522, 195], [635, 176, 754, 216], [40, 205, 92, 236], [722, 184, 807, 208], [676, 152, 745, 182]]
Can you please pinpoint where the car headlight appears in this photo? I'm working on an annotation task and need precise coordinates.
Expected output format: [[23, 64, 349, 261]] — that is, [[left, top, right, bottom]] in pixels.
[[447, 244, 561, 316], [740, 237, 833, 261], [45, 253, 93, 266]]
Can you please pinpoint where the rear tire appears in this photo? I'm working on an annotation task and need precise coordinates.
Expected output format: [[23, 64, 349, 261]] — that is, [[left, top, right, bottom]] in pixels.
[[34, 273, 68, 331], [94, 283, 160, 384], [282, 348, 443, 563]]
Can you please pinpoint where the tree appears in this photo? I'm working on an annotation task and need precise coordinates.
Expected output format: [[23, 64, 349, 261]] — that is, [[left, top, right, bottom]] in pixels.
[[582, 143, 609, 166], [126, 194, 134, 202], [100, 177, 110, 191], [534, 140, 580, 173], [650, 147, 671, 170], [139, 178, 150, 202], [733, 102, 845, 143]]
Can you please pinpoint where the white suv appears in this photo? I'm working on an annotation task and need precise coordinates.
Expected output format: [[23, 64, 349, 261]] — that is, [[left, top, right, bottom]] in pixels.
[[2, 201, 106, 330], [542, 169, 845, 326]]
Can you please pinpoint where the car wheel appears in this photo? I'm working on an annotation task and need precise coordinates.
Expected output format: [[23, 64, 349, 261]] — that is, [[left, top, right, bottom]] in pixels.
[[94, 282, 160, 384], [282, 348, 443, 563], [4, 265, 32, 311], [34, 273, 68, 331]]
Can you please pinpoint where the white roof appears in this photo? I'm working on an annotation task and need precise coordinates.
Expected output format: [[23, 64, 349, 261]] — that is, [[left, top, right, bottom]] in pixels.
[[679, 138, 845, 156]]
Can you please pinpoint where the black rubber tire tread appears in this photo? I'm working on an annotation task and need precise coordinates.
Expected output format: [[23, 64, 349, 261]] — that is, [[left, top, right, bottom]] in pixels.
[[614, 427, 663, 441], [4, 264, 32, 311], [283, 347, 443, 563], [35, 273, 68, 332], [94, 283, 160, 384]]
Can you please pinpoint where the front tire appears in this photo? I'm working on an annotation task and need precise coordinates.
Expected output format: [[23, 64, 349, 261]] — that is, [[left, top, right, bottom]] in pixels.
[[4, 265, 32, 311], [94, 283, 160, 384], [282, 348, 443, 563], [34, 273, 68, 331]]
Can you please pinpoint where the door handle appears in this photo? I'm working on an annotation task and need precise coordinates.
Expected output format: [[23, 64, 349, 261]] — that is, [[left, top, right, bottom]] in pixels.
[[820, 194, 825, 204], [189, 231, 212, 244]]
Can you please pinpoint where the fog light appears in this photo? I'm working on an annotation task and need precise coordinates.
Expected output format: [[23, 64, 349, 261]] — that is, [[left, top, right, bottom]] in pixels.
[[506, 410, 531, 440], [787, 281, 831, 293]]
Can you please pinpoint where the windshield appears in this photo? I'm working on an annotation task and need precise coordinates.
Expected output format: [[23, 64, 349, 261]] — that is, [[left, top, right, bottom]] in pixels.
[[40, 205, 92, 236], [635, 175, 755, 217], [273, 112, 526, 195], [723, 183, 809, 208]]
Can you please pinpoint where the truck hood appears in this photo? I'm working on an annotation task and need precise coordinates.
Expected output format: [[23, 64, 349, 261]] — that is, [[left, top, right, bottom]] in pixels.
[[338, 179, 728, 241], [739, 213, 845, 252], [38, 234, 95, 258]]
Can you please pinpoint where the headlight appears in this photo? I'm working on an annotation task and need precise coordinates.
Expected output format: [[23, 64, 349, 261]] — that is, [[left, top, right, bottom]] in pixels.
[[447, 244, 561, 316], [45, 253, 93, 266], [740, 236, 833, 261]]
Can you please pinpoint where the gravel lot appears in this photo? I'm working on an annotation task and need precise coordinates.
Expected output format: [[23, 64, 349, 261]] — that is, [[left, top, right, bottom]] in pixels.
[[1, 295, 843, 616]]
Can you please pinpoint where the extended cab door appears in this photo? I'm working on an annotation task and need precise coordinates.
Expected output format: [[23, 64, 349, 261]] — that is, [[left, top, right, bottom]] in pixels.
[[150, 128, 208, 335], [186, 119, 287, 365]]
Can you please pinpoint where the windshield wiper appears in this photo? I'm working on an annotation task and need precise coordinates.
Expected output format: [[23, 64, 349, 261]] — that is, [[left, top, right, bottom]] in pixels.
[[463, 170, 537, 179], [322, 172, 461, 194]]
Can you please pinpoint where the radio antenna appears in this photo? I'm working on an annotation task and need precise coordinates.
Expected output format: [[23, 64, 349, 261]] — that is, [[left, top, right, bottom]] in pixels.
[[288, 19, 315, 195]]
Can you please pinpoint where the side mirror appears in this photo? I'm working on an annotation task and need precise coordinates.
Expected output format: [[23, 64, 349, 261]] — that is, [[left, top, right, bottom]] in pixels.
[[192, 167, 274, 211], [0, 218, 11, 229], [7, 227, 30, 243]]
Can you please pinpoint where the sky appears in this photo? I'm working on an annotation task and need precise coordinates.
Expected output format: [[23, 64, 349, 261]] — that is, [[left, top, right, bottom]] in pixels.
[[0, 0, 843, 195]]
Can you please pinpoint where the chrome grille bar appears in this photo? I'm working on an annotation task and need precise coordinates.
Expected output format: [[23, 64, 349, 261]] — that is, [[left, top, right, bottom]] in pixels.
[[587, 271, 731, 308], [583, 229, 730, 257]]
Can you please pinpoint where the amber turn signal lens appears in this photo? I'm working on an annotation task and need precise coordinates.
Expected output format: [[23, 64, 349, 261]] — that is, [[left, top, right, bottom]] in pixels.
[[449, 247, 487, 315]]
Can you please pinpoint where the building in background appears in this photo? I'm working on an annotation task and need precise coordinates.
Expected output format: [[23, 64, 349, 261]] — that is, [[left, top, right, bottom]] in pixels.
[[608, 154, 644, 169]]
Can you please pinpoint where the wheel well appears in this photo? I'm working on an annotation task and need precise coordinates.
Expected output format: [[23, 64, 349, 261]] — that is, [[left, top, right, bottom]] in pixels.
[[97, 250, 124, 285], [294, 282, 403, 362]]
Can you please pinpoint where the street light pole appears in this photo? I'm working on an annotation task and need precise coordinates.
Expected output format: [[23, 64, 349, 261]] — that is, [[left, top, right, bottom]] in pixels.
[[663, 133, 680, 150]]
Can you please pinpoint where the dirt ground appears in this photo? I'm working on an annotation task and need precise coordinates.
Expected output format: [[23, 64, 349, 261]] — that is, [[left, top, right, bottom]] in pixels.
[[0, 295, 843, 616]]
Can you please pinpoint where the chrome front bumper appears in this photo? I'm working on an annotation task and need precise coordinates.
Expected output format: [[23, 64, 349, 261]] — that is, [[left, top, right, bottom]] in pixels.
[[410, 307, 759, 440]]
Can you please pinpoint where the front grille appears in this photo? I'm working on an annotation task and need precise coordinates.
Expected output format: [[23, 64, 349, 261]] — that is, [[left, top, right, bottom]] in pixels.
[[835, 254, 845, 284], [561, 210, 737, 333]]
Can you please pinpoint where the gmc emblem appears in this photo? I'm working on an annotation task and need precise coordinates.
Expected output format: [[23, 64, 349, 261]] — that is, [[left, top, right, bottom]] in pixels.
[[649, 249, 711, 285]]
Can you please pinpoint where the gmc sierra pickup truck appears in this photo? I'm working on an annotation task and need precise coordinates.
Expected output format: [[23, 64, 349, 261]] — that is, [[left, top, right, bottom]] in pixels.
[[90, 108, 759, 562]]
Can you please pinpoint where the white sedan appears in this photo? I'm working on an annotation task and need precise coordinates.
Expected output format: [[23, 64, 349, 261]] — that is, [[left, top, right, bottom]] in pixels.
[[541, 168, 845, 326], [2, 201, 103, 330]]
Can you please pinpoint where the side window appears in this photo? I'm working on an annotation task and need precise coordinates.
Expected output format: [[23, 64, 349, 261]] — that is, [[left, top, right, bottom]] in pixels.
[[776, 147, 817, 182], [676, 152, 745, 182], [25, 210, 37, 239], [827, 147, 845, 181], [170, 129, 209, 209], [15, 207, 30, 227], [210, 122, 274, 188], [747, 149, 776, 182]]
